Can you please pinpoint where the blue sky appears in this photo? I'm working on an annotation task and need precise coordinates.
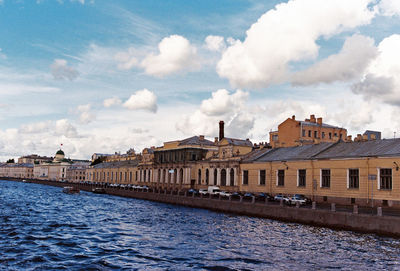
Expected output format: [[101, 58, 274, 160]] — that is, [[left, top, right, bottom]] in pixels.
[[0, 0, 400, 160]]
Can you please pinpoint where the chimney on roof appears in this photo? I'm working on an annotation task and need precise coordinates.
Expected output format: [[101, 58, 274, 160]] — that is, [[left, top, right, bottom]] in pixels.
[[214, 137, 218, 143], [317, 117, 322, 126], [219, 121, 224, 141], [199, 135, 204, 140], [310, 115, 316, 123], [292, 115, 295, 120], [347, 135, 352, 142]]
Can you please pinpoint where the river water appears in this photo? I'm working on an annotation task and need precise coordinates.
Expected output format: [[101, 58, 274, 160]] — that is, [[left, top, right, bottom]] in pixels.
[[1, 180, 400, 270]]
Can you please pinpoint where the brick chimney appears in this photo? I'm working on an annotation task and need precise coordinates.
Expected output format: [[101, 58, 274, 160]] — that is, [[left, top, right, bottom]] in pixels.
[[292, 115, 295, 120], [199, 135, 204, 140], [310, 115, 316, 123], [219, 120, 224, 141], [317, 117, 322, 126]]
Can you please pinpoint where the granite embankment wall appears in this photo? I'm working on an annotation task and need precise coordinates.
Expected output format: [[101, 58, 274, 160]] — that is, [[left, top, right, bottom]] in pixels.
[[7, 178, 400, 237]]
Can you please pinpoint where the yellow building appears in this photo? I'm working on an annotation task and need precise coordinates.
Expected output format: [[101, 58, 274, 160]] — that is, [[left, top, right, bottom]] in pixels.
[[269, 114, 347, 148], [241, 138, 400, 207]]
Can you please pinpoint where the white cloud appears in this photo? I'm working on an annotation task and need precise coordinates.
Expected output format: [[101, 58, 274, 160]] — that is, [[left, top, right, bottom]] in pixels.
[[51, 59, 79, 81], [123, 89, 158, 113], [200, 89, 248, 116], [19, 121, 51, 134], [217, 0, 376, 88], [55, 119, 79, 138], [351, 34, 400, 105], [204, 35, 226, 52], [141, 35, 200, 77], [379, 0, 400, 16], [103, 97, 122, 108], [177, 89, 254, 139], [77, 104, 96, 124], [0, 48, 6, 59], [292, 34, 378, 85], [114, 48, 139, 70]]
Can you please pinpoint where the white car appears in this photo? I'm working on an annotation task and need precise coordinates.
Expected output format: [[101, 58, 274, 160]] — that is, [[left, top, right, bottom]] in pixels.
[[199, 189, 208, 195], [219, 191, 232, 198], [288, 196, 307, 206]]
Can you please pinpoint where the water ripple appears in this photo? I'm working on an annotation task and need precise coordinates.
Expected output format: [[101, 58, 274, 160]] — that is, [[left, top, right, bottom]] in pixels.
[[1, 179, 400, 270]]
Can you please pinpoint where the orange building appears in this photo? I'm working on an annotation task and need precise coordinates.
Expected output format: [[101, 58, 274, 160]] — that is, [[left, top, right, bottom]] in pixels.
[[269, 114, 347, 148]]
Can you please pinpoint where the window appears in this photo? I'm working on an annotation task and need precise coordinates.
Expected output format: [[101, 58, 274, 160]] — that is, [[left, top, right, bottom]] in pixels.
[[334, 133, 337, 137], [321, 169, 330, 188], [322, 132, 325, 139], [198, 169, 201, 185], [302, 129, 306, 137], [314, 131, 318, 138], [135, 171, 138, 181], [277, 170, 284, 186], [259, 170, 266, 185], [298, 169, 306, 187], [348, 169, 359, 189], [205, 169, 209, 185], [329, 132, 332, 139], [308, 130, 311, 137], [380, 168, 392, 190], [243, 170, 248, 185]]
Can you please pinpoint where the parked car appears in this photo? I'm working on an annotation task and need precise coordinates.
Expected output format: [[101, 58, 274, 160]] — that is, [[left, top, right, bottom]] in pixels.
[[199, 189, 209, 196], [231, 192, 243, 199], [220, 191, 232, 198], [293, 194, 312, 204], [243, 192, 255, 199], [274, 194, 290, 204], [207, 186, 221, 195], [288, 196, 307, 206], [187, 188, 198, 195], [256, 192, 272, 201]]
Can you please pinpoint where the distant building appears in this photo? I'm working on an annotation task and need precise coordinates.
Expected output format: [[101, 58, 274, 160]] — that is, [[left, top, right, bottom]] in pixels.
[[33, 149, 71, 181], [363, 130, 381, 140], [17, 154, 52, 164], [269, 114, 347, 148]]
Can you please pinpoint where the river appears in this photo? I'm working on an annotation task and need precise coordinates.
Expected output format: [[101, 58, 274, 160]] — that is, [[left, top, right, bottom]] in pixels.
[[1, 180, 400, 270]]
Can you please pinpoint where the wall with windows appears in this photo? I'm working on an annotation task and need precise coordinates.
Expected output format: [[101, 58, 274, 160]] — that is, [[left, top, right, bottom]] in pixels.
[[239, 157, 400, 205]]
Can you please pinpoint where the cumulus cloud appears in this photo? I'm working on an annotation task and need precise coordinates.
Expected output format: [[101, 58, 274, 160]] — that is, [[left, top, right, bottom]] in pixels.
[[141, 35, 200, 77], [379, 0, 400, 16], [177, 89, 254, 139], [217, 0, 376, 88], [0, 48, 6, 59], [103, 97, 122, 108], [19, 121, 51, 134], [351, 34, 400, 105], [51, 59, 79, 81], [292, 34, 378, 85], [123, 89, 158, 113], [55, 119, 79, 138], [204, 35, 226, 52], [77, 104, 96, 124], [200, 89, 248, 116]]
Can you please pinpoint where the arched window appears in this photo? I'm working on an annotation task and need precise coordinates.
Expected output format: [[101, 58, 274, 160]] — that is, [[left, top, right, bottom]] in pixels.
[[174, 169, 177, 184], [214, 169, 217, 185], [158, 169, 161, 183], [198, 169, 202, 185], [221, 169, 226, 186], [230, 169, 235, 186], [205, 169, 209, 185], [180, 168, 184, 184]]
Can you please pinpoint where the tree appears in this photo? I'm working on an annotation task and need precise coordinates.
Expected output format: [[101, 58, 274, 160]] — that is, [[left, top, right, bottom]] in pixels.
[[6, 158, 15, 163]]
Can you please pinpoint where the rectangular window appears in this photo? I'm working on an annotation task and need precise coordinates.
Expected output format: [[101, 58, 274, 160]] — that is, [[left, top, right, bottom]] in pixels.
[[243, 170, 248, 185], [322, 132, 325, 139], [348, 169, 359, 189], [302, 129, 306, 137], [259, 170, 266, 185], [314, 131, 318, 138], [329, 132, 332, 139], [308, 130, 311, 137], [321, 169, 330, 188], [298, 169, 306, 187], [277, 170, 285, 186], [380, 168, 392, 190]]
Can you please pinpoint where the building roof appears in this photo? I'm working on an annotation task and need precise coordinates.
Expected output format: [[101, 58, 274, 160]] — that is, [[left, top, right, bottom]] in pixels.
[[178, 136, 215, 146], [56, 149, 65, 155], [92, 159, 139, 169], [222, 137, 253, 147], [299, 121, 343, 129], [245, 138, 400, 162], [0, 163, 34, 168]]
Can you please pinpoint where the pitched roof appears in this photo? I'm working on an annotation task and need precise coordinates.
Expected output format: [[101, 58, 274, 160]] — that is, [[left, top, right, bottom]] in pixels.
[[92, 159, 139, 169], [178, 136, 215, 146], [299, 121, 343, 129], [222, 137, 253, 147]]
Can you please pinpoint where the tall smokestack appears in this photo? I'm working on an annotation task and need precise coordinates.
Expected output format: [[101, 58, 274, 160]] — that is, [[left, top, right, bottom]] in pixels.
[[219, 120, 224, 141]]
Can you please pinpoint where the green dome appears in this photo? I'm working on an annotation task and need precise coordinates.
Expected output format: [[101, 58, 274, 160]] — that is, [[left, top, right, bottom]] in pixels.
[[56, 149, 65, 155]]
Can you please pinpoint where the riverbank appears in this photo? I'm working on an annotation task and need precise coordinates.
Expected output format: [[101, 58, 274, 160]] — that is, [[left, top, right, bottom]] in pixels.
[[5, 178, 400, 237]]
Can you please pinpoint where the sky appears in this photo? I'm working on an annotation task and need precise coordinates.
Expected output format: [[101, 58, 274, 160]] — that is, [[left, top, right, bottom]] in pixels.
[[0, 0, 400, 161]]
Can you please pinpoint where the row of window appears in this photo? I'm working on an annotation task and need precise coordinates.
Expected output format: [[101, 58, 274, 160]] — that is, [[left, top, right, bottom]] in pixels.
[[301, 129, 342, 140], [242, 168, 393, 190]]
